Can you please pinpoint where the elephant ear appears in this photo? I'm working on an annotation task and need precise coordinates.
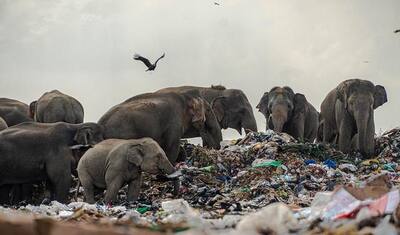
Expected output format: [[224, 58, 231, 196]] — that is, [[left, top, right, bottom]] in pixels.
[[256, 92, 269, 116], [74, 127, 92, 145], [373, 85, 387, 109], [293, 93, 308, 114], [336, 82, 349, 109], [211, 97, 226, 123], [188, 97, 206, 123], [126, 145, 144, 167], [29, 101, 37, 119]]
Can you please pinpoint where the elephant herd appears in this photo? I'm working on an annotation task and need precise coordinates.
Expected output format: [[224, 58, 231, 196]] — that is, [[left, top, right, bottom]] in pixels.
[[0, 78, 387, 205]]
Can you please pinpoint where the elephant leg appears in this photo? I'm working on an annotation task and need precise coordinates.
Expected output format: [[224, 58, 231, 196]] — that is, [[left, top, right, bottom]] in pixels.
[[20, 184, 33, 203], [0, 185, 11, 205], [10, 185, 21, 205], [323, 121, 336, 144], [46, 166, 71, 203], [338, 122, 352, 153], [351, 133, 359, 150], [164, 139, 180, 164], [127, 176, 142, 202], [104, 177, 124, 204], [172, 179, 180, 196], [10, 184, 32, 204], [291, 115, 305, 141], [79, 175, 96, 204], [176, 145, 187, 163]]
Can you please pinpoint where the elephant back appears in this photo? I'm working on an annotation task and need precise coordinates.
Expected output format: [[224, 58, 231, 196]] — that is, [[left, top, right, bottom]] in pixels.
[[34, 90, 84, 124], [0, 98, 32, 126]]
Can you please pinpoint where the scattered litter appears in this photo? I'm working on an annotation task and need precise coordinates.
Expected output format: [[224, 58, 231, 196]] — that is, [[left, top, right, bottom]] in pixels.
[[2, 129, 400, 234]]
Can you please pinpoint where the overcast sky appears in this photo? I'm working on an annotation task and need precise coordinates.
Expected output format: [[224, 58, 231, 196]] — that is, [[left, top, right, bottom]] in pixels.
[[0, 0, 399, 139]]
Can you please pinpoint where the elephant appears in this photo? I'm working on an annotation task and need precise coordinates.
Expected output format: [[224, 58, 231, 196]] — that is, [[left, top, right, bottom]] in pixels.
[[0, 98, 33, 126], [157, 85, 258, 135], [320, 79, 387, 157], [0, 121, 103, 203], [30, 90, 84, 124], [98, 92, 221, 164], [155, 88, 222, 148], [77, 138, 177, 204], [256, 87, 319, 142], [0, 117, 7, 131]]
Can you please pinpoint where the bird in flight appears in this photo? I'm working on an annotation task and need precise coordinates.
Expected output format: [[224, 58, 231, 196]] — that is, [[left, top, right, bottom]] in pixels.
[[395, 29, 400, 33], [214, 2, 220, 5], [133, 53, 165, 71]]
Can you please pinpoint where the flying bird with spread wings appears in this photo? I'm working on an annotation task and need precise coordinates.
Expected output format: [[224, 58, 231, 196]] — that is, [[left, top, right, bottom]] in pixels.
[[214, 2, 220, 5], [395, 29, 400, 33], [133, 53, 165, 71]]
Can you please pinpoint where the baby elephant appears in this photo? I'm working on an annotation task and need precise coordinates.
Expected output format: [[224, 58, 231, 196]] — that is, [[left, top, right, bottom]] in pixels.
[[77, 138, 177, 204]]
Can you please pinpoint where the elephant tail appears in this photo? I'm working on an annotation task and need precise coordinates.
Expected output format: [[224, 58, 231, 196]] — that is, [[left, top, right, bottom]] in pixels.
[[74, 179, 81, 201], [317, 113, 324, 142]]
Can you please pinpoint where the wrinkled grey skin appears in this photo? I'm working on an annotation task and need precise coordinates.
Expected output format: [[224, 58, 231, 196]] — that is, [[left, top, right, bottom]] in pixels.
[[30, 90, 84, 124], [98, 92, 220, 164], [157, 85, 258, 134], [78, 138, 176, 204], [0, 117, 7, 131], [156, 88, 222, 148], [256, 87, 319, 142], [0, 98, 33, 126], [0, 122, 103, 203], [320, 79, 387, 157]]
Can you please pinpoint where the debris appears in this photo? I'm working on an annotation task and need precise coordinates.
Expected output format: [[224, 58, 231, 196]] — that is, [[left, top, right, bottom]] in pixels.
[[236, 203, 298, 234], [2, 129, 400, 233]]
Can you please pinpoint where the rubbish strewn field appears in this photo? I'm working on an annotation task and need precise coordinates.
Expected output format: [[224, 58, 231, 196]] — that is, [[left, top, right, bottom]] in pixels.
[[2, 129, 400, 234]]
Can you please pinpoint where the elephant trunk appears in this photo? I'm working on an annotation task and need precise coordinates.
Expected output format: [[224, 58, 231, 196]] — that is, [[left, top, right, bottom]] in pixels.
[[355, 109, 374, 157], [200, 129, 221, 150], [270, 104, 288, 133], [159, 156, 176, 175], [242, 113, 258, 133]]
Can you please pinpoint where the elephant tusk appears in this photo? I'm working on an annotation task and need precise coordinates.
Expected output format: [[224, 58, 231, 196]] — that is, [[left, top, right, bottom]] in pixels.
[[70, 144, 92, 150], [166, 170, 182, 179]]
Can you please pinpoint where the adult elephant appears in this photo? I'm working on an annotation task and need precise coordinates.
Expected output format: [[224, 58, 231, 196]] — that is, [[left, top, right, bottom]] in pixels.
[[30, 90, 84, 124], [0, 121, 103, 203], [320, 79, 387, 156], [0, 98, 32, 126], [98, 92, 221, 164], [157, 85, 257, 134], [156, 88, 222, 148], [256, 87, 318, 142]]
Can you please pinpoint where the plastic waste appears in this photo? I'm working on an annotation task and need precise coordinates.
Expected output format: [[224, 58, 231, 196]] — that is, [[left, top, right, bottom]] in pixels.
[[339, 163, 357, 172], [304, 159, 316, 165], [161, 199, 205, 228], [136, 206, 151, 214], [236, 203, 298, 234], [251, 159, 282, 168], [323, 159, 337, 169]]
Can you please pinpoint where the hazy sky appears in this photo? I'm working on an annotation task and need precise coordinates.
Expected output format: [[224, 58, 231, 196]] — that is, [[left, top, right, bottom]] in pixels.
[[0, 0, 399, 139]]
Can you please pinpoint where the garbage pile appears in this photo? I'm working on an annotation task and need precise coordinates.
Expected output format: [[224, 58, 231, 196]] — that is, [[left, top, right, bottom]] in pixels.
[[1, 129, 400, 234]]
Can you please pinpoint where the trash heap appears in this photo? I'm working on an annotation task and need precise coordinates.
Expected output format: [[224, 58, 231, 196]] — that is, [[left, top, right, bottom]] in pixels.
[[1, 129, 400, 234]]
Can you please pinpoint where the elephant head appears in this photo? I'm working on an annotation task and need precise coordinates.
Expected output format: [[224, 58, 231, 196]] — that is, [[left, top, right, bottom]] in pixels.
[[74, 123, 104, 146], [211, 89, 257, 134], [187, 96, 221, 149], [256, 87, 308, 133], [125, 138, 176, 175], [336, 79, 387, 156]]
